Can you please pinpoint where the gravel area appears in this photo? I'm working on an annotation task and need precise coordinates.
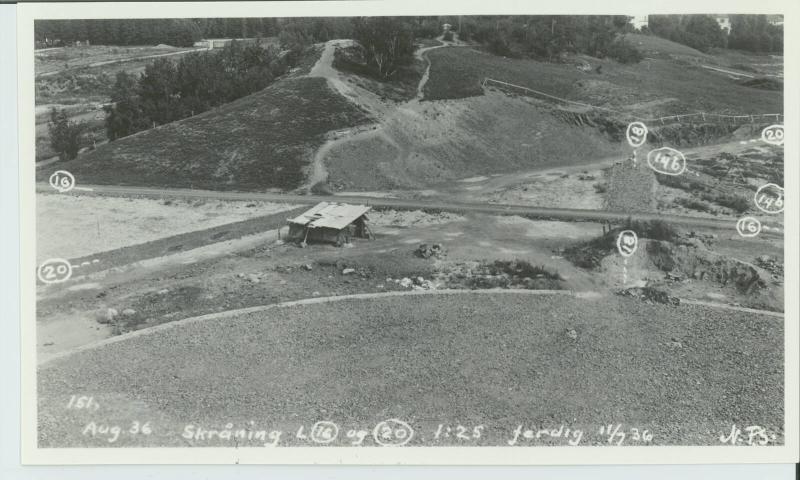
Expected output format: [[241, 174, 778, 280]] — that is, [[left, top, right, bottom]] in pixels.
[[38, 292, 783, 448]]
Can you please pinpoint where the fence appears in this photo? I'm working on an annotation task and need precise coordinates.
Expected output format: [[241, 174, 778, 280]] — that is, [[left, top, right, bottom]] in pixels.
[[482, 77, 784, 126]]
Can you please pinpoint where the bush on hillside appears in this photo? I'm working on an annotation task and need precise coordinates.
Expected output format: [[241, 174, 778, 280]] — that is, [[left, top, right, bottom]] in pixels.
[[607, 38, 643, 63], [47, 107, 83, 161]]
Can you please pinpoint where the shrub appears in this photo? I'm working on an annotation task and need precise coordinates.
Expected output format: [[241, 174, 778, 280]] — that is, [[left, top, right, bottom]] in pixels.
[[442, 30, 454, 42], [607, 38, 643, 64], [712, 194, 751, 213], [47, 107, 83, 161], [626, 219, 679, 242], [674, 197, 713, 213]]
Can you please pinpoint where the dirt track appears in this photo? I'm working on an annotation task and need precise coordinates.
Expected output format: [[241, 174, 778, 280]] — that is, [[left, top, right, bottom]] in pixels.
[[35, 182, 783, 235]]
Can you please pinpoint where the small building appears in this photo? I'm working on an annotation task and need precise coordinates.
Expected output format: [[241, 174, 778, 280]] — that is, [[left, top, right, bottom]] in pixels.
[[287, 202, 372, 246], [629, 15, 649, 31], [714, 15, 731, 34]]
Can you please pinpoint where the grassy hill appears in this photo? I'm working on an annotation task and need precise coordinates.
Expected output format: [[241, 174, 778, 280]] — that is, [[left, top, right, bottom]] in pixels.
[[424, 43, 782, 117], [41, 76, 371, 191]]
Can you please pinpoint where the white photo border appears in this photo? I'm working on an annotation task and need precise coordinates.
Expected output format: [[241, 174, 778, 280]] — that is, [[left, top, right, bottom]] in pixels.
[[17, 0, 800, 465]]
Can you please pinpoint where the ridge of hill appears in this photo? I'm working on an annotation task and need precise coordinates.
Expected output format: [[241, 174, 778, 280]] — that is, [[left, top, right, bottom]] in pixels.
[[41, 75, 371, 191]]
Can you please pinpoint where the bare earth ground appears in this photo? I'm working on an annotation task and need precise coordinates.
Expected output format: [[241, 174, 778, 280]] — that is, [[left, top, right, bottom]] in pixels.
[[38, 291, 783, 447], [37, 193, 297, 261]]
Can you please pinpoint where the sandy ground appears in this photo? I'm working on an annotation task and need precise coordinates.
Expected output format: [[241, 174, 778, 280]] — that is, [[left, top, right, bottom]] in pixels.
[[36, 193, 297, 261]]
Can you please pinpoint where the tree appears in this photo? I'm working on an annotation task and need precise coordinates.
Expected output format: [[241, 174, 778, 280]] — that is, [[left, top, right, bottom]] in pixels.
[[682, 15, 725, 52], [105, 71, 149, 140], [138, 58, 181, 125], [47, 108, 82, 161], [352, 17, 414, 79]]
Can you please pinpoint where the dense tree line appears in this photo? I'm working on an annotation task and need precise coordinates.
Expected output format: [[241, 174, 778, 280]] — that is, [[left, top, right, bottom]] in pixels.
[[35, 19, 203, 47], [728, 15, 783, 53], [456, 16, 641, 63], [648, 15, 727, 52], [352, 17, 415, 79], [35, 17, 443, 49], [104, 40, 291, 140], [648, 14, 783, 53]]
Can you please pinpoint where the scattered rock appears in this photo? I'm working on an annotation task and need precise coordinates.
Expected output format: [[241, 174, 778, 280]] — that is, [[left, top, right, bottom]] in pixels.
[[342, 268, 356, 275], [616, 286, 680, 306], [566, 329, 578, 340], [157, 289, 170, 295], [667, 338, 683, 349], [121, 308, 137, 317], [312, 291, 320, 296], [415, 243, 447, 259], [303, 264, 313, 271], [96, 308, 118, 324], [274, 239, 285, 246]]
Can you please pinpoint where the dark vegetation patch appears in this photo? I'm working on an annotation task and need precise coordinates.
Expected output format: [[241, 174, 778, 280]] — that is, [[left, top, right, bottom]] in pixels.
[[563, 219, 678, 269], [437, 260, 564, 290], [333, 44, 425, 102], [738, 77, 783, 91]]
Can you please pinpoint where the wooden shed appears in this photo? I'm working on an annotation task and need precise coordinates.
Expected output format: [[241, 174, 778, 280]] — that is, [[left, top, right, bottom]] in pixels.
[[287, 202, 372, 246]]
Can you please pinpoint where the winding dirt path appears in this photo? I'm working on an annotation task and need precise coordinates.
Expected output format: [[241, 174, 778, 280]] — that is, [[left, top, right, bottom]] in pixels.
[[302, 35, 464, 191]]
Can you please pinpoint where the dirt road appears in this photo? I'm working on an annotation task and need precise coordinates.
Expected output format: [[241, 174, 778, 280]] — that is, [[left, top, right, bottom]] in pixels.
[[303, 37, 470, 191], [36, 47, 205, 79], [36, 182, 782, 235]]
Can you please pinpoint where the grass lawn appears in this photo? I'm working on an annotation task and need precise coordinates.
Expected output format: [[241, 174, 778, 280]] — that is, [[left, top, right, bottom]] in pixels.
[[38, 76, 372, 191]]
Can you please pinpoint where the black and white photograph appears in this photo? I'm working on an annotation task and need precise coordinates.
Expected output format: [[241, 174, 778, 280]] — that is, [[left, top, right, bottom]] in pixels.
[[15, 0, 798, 465]]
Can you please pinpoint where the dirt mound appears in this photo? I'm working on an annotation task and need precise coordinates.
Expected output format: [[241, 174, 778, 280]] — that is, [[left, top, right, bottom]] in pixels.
[[323, 90, 624, 191], [40, 76, 371, 192], [646, 240, 766, 294]]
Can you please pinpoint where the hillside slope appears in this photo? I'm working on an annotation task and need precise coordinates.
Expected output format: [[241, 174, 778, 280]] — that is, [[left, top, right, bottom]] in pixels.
[[42, 76, 371, 191], [424, 46, 782, 117]]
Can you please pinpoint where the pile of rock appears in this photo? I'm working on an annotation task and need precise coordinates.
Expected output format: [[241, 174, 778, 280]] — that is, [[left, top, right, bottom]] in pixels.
[[754, 255, 783, 279], [390, 276, 437, 290], [616, 286, 680, 306], [415, 243, 446, 259]]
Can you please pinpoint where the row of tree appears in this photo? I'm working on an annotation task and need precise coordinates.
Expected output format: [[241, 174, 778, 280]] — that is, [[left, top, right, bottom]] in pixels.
[[456, 16, 642, 63], [104, 40, 291, 140], [647, 15, 783, 53], [35, 17, 441, 49], [728, 15, 783, 53]]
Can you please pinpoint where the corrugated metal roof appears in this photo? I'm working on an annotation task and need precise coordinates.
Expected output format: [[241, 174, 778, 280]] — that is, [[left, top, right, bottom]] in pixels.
[[287, 202, 370, 230]]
